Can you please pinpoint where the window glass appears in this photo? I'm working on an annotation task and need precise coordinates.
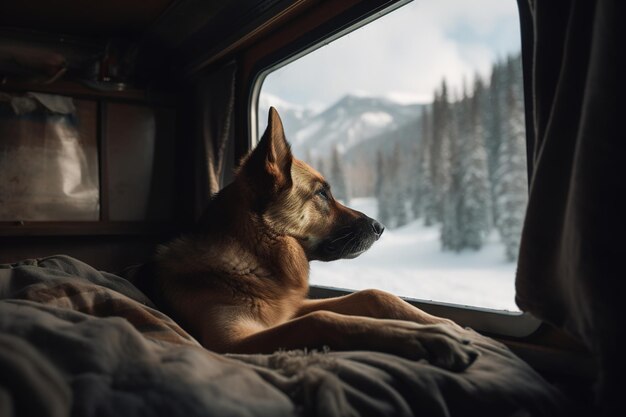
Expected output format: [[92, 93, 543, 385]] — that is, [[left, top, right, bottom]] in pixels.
[[0, 93, 99, 221], [257, 0, 526, 311]]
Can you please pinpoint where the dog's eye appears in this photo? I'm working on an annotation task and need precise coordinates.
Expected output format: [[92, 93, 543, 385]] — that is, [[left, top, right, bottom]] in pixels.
[[316, 188, 330, 200]]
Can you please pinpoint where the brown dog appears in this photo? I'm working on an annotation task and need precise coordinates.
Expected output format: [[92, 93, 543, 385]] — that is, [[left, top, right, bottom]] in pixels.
[[152, 108, 477, 371]]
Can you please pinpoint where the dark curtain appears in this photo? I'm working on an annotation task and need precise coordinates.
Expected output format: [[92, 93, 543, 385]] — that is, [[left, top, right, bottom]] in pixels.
[[193, 61, 237, 220], [515, 0, 623, 413]]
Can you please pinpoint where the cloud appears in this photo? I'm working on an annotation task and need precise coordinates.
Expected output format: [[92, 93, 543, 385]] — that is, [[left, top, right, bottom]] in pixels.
[[261, 0, 521, 108]]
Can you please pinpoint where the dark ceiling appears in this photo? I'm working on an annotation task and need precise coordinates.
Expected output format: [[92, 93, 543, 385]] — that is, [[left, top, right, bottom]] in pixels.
[[0, 0, 281, 47], [0, 0, 176, 37], [0, 0, 288, 84]]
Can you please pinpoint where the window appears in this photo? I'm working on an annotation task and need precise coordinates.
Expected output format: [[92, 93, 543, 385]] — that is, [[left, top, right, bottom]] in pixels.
[[255, 0, 527, 313]]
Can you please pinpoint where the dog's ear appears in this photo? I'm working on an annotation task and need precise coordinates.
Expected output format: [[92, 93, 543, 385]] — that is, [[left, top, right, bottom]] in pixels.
[[244, 107, 293, 190]]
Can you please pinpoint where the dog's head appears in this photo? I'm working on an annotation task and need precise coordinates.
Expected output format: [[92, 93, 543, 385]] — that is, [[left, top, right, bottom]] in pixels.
[[240, 107, 384, 261]]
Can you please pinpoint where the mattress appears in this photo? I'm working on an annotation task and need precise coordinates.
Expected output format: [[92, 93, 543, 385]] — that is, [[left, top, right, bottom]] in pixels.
[[0, 255, 568, 417]]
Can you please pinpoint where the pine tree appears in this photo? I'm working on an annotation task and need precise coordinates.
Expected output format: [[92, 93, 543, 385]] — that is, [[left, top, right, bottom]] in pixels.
[[439, 81, 463, 251], [375, 150, 391, 227], [389, 143, 408, 227], [494, 67, 528, 261], [329, 145, 349, 204], [374, 150, 384, 200], [429, 89, 443, 222], [413, 106, 432, 223], [457, 75, 491, 250], [484, 60, 505, 229], [429, 80, 454, 226], [419, 106, 439, 226], [410, 141, 422, 219]]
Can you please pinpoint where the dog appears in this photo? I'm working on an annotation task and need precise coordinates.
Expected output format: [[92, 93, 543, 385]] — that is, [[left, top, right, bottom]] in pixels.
[[149, 107, 477, 371]]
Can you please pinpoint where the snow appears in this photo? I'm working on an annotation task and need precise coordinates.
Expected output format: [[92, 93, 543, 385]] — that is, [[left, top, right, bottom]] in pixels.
[[310, 198, 519, 312], [360, 112, 393, 128]]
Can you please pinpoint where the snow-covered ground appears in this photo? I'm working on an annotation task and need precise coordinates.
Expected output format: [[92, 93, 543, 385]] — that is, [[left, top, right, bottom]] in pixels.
[[310, 198, 520, 312]]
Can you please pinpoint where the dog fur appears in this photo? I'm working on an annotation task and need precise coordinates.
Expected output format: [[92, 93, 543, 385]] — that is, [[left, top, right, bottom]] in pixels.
[[151, 108, 477, 371]]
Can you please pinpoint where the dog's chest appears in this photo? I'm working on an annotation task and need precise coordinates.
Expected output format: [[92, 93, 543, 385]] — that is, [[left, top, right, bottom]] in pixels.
[[255, 290, 305, 326]]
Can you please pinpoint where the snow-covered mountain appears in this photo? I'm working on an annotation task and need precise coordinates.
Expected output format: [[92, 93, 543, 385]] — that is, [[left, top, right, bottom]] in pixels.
[[258, 93, 422, 160], [257, 94, 317, 140]]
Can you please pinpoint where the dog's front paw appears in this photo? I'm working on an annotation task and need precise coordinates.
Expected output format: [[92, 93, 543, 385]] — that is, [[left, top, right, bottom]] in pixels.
[[413, 324, 479, 371], [387, 322, 479, 371]]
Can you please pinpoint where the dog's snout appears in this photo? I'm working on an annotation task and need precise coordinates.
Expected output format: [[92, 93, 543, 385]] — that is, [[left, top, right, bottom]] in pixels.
[[370, 219, 385, 238]]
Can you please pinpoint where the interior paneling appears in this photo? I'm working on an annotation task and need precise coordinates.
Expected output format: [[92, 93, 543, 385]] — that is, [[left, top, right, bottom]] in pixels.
[[106, 103, 176, 221], [0, 0, 174, 36]]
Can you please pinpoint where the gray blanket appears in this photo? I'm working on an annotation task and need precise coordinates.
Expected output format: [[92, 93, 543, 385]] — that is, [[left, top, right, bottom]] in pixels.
[[0, 255, 567, 417]]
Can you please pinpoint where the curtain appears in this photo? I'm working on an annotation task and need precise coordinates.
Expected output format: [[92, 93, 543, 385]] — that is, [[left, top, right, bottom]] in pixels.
[[515, 0, 623, 414], [193, 61, 237, 220]]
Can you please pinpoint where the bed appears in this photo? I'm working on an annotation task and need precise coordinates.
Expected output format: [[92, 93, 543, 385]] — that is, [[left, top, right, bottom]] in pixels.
[[0, 255, 568, 417]]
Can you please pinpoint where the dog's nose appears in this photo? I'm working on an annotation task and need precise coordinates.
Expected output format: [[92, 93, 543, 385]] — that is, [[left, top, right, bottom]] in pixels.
[[370, 220, 385, 238]]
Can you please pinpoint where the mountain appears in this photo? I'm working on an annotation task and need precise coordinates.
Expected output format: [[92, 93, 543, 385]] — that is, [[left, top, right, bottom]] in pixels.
[[259, 93, 423, 161], [257, 93, 317, 139], [346, 116, 422, 163], [290, 94, 421, 159]]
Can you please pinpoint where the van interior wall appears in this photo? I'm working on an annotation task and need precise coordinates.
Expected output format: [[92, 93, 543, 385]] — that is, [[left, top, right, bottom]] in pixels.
[[1, 237, 159, 273], [0, 1, 276, 272], [0, 0, 360, 271], [0, 96, 193, 271], [0, 71, 196, 272]]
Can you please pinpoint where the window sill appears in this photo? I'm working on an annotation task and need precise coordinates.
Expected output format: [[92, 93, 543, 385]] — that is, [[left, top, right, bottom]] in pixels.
[[309, 285, 542, 338]]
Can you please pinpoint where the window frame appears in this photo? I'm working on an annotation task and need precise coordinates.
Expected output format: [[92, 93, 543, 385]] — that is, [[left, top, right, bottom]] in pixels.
[[245, 0, 541, 338]]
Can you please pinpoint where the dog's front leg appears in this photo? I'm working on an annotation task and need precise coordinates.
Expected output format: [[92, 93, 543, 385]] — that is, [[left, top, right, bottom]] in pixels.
[[225, 311, 477, 371], [298, 289, 459, 327]]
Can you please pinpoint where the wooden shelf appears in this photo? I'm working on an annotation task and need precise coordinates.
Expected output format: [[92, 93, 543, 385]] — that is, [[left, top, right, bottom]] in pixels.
[[0, 80, 176, 105]]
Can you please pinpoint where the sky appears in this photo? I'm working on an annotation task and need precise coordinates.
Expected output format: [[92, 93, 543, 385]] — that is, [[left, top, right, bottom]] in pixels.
[[261, 0, 522, 110]]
